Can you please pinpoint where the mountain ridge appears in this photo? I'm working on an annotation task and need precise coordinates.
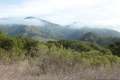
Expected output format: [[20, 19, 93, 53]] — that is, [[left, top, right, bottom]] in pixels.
[[0, 17, 120, 44]]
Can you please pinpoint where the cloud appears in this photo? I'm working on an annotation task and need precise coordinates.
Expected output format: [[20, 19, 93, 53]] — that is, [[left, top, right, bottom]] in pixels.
[[0, 0, 120, 26], [0, 0, 102, 16], [13, 0, 98, 16]]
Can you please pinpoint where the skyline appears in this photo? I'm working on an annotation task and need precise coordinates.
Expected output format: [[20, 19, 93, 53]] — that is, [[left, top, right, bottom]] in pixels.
[[0, 0, 119, 26]]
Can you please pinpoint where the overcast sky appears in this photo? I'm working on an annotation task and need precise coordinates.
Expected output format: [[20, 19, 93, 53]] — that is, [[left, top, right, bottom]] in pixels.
[[0, 0, 120, 26]]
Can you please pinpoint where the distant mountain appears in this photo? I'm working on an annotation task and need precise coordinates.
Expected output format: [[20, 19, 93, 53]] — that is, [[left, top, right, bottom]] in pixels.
[[79, 31, 120, 45], [0, 16, 120, 44], [64, 27, 120, 45], [24, 16, 35, 19], [0, 17, 67, 40], [65, 27, 120, 39]]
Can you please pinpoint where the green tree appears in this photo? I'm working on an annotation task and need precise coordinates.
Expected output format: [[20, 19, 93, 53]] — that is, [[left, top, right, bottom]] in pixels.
[[0, 37, 14, 51], [109, 41, 120, 56], [23, 38, 39, 57]]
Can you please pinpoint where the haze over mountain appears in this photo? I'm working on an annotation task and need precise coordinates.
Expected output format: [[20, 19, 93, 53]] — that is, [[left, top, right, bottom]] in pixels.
[[0, 16, 119, 30], [0, 16, 120, 45], [0, 0, 120, 26], [0, 16, 59, 26]]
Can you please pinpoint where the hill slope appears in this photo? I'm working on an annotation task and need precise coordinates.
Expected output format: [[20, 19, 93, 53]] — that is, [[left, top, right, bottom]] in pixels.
[[0, 17, 120, 44]]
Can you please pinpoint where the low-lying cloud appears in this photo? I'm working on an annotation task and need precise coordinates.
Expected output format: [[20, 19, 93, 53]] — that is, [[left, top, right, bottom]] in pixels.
[[0, 0, 120, 25]]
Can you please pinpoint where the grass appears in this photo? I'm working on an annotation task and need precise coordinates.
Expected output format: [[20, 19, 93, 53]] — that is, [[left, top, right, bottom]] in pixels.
[[0, 60, 120, 80], [0, 33, 120, 80]]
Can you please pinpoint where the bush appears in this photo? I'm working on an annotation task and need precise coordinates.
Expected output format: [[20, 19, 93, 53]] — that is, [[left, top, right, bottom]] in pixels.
[[23, 38, 39, 57], [0, 38, 14, 50], [109, 41, 120, 56]]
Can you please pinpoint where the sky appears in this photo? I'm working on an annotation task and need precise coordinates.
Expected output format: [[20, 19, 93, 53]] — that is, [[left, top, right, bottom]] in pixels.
[[0, 0, 120, 26]]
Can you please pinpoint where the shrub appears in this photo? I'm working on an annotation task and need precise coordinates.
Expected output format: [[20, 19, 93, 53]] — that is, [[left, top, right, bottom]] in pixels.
[[109, 41, 120, 56], [23, 38, 39, 57], [0, 38, 14, 51]]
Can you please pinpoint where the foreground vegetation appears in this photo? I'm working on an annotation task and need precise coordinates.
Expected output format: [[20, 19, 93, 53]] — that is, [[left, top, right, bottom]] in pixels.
[[0, 32, 120, 80]]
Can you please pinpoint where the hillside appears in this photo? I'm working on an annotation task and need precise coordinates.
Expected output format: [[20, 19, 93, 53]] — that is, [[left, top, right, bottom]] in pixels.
[[0, 17, 120, 45], [0, 32, 120, 80]]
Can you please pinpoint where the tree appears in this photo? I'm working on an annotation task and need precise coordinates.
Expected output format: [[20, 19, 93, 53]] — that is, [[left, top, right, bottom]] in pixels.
[[109, 41, 120, 56], [23, 38, 39, 57], [0, 38, 14, 50]]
